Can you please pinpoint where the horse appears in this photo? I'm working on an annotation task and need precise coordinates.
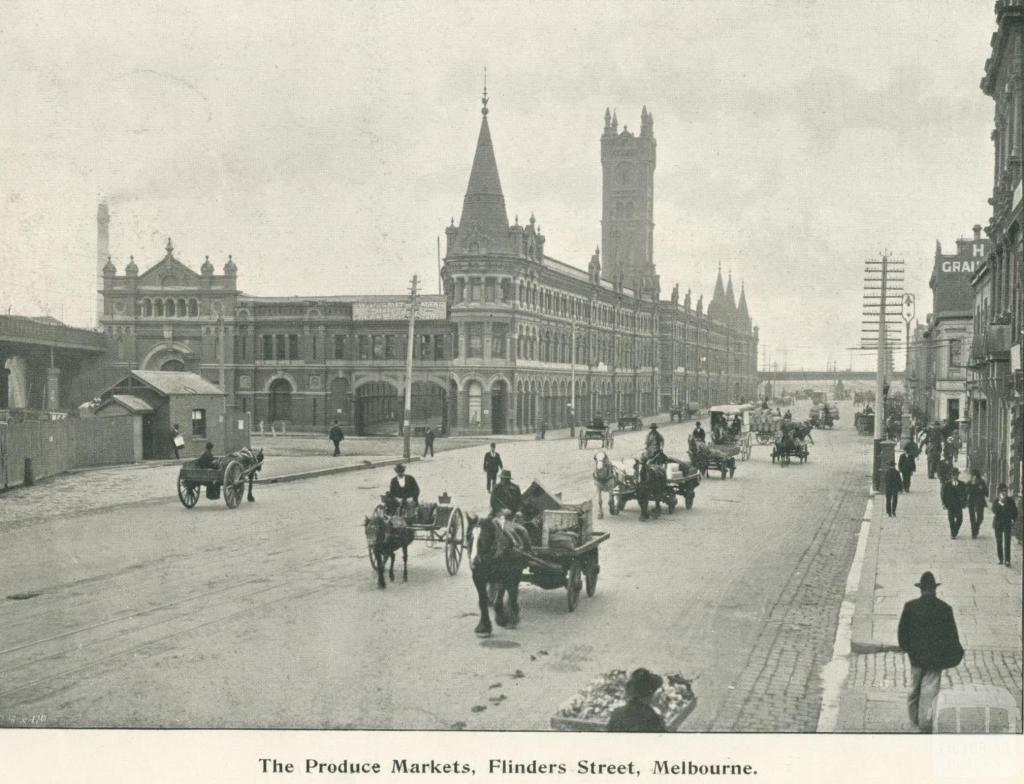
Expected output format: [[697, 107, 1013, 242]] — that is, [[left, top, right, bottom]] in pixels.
[[688, 437, 710, 477], [467, 513, 528, 636], [364, 496, 416, 589], [593, 450, 617, 518]]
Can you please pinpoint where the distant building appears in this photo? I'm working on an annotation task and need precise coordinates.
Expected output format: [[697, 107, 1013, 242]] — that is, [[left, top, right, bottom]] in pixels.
[[923, 226, 988, 424]]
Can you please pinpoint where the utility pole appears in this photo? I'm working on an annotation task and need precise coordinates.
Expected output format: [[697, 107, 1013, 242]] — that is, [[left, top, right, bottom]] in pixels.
[[402, 275, 419, 460], [569, 317, 576, 437]]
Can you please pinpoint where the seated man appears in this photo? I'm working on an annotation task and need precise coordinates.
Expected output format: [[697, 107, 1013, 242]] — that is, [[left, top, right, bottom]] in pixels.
[[490, 469, 523, 516], [195, 441, 217, 468], [590, 415, 606, 430], [387, 463, 420, 516], [692, 421, 706, 443]]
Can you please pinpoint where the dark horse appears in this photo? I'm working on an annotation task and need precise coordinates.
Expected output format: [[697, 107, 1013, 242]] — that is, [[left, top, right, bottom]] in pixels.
[[364, 496, 416, 589], [467, 515, 528, 636]]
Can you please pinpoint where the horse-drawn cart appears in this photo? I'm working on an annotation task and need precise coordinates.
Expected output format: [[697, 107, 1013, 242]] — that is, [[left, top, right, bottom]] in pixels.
[[608, 456, 700, 514], [579, 421, 614, 449], [617, 414, 643, 431], [364, 494, 466, 586], [688, 440, 739, 479], [177, 448, 264, 509], [709, 404, 754, 461]]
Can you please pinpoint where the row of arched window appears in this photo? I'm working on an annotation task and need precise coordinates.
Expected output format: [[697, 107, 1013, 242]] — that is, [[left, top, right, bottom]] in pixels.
[[137, 297, 200, 318], [513, 325, 656, 368]]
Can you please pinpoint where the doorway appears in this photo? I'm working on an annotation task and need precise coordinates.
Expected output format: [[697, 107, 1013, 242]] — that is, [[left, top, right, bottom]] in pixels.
[[491, 381, 507, 434], [142, 414, 155, 459], [946, 398, 960, 422]]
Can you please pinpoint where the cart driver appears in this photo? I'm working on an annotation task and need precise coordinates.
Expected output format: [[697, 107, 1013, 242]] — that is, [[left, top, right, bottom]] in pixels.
[[730, 414, 742, 436], [195, 441, 217, 468], [490, 469, 523, 516], [387, 463, 420, 515], [692, 421, 706, 443], [645, 422, 665, 455]]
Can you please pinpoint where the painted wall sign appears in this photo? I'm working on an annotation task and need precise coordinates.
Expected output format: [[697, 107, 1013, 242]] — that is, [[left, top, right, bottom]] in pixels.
[[940, 260, 978, 273]]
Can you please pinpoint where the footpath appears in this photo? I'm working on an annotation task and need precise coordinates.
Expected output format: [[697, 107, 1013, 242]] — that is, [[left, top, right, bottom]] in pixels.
[[829, 459, 1022, 732]]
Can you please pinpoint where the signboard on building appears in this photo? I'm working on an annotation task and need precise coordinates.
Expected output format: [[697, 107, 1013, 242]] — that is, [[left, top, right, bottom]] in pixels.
[[352, 299, 446, 322]]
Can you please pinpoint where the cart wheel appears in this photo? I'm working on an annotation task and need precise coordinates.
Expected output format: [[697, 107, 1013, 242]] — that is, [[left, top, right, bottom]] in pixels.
[[445, 507, 464, 576], [566, 564, 582, 612], [177, 477, 200, 508], [223, 461, 244, 508], [368, 544, 381, 571], [585, 565, 599, 598], [684, 492, 695, 510]]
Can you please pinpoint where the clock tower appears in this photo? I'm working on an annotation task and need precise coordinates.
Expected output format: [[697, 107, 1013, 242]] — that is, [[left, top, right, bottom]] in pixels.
[[601, 106, 657, 294]]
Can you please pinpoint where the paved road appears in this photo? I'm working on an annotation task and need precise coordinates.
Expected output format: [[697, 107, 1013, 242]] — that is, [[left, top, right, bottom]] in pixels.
[[0, 403, 870, 730]]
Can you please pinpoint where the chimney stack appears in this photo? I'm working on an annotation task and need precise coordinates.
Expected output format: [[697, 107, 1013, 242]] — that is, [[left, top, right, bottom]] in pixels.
[[97, 201, 110, 326], [972, 224, 982, 241]]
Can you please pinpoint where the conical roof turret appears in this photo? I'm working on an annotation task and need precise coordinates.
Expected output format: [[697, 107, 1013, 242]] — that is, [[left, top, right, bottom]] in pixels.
[[455, 88, 512, 255]]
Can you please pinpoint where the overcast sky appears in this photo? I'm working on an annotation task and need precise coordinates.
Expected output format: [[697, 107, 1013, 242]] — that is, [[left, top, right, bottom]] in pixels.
[[0, 0, 998, 370]]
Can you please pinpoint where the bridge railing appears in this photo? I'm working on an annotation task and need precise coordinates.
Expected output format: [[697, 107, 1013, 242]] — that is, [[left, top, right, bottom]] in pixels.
[[0, 315, 106, 351]]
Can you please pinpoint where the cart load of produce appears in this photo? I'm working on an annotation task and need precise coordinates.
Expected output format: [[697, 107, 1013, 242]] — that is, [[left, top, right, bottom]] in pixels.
[[552, 669, 697, 730], [216, 447, 263, 470], [706, 443, 741, 459], [517, 481, 592, 549]]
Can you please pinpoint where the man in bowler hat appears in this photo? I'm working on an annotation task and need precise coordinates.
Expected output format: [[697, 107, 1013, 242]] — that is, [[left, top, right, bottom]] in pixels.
[[897, 571, 963, 732], [884, 459, 902, 517], [941, 468, 967, 539]]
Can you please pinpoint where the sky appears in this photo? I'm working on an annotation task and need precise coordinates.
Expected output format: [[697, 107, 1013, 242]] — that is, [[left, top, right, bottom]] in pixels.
[[0, 0, 998, 370]]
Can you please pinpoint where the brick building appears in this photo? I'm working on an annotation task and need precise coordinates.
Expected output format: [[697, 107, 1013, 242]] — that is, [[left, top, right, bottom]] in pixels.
[[97, 92, 758, 436]]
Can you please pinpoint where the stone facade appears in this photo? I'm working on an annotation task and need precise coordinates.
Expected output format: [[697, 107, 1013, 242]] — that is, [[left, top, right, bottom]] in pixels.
[[976, 1, 1024, 505]]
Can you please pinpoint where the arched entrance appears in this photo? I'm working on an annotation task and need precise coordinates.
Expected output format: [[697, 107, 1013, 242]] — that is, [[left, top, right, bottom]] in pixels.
[[329, 377, 350, 427], [466, 380, 483, 429], [269, 378, 293, 423], [356, 380, 400, 435], [412, 380, 448, 433], [491, 380, 507, 435]]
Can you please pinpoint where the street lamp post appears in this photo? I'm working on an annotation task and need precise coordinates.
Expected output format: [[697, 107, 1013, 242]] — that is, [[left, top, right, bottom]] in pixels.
[[402, 275, 419, 461], [569, 317, 576, 437]]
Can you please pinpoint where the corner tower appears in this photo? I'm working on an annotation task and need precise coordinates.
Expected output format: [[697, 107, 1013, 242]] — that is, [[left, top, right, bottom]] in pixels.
[[601, 106, 657, 293]]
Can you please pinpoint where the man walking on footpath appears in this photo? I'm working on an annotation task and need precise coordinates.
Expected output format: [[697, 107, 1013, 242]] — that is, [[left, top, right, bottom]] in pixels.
[[926, 429, 942, 479], [884, 459, 902, 517], [897, 571, 964, 733], [993, 483, 1018, 567], [966, 468, 988, 539], [898, 446, 916, 492], [328, 420, 345, 457], [423, 427, 435, 458], [483, 443, 503, 490], [941, 468, 967, 539]]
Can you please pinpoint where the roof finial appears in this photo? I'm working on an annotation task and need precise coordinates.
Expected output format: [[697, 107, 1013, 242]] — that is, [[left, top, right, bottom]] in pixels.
[[481, 66, 489, 117], [166, 237, 174, 254]]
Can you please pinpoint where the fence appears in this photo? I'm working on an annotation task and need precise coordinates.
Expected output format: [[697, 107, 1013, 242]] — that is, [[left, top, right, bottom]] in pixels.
[[0, 416, 135, 489]]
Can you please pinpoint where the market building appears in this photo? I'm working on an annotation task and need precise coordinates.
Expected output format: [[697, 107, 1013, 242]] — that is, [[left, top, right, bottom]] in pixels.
[[976, 0, 1024, 505], [97, 93, 758, 437]]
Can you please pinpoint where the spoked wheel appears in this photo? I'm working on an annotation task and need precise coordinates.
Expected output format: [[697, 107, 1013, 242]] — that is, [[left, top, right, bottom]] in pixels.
[[177, 477, 200, 508], [445, 507, 465, 576], [585, 563, 599, 597], [222, 461, 244, 508], [566, 564, 582, 612]]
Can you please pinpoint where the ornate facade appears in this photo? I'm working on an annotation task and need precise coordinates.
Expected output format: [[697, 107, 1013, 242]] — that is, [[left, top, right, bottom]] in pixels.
[[440, 94, 757, 434]]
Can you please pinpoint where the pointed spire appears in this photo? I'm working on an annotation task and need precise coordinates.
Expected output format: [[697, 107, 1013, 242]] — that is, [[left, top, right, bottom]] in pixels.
[[726, 271, 736, 307], [456, 88, 511, 254], [611, 109, 618, 133], [712, 265, 726, 301], [738, 282, 750, 320], [604, 107, 611, 129]]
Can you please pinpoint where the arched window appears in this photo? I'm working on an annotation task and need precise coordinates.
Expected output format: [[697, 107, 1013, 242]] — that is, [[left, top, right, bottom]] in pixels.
[[269, 378, 293, 422], [177, 298, 187, 317], [188, 298, 199, 317], [466, 380, 483, 426], [154, 299, 164, 317], [142, 299, 152, 317], [165, 299, 175, 318]]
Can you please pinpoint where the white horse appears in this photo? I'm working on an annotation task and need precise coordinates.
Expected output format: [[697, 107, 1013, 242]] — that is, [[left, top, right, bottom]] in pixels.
[[593, 450, 616, 519]]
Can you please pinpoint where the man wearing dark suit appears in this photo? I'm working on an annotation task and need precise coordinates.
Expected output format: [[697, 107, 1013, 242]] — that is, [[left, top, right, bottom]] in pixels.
[[897, 571, 963, 732], [898, 448, 916, 492], [483, 443, 503, 491], [884, 460, 902, 517], [992, 483, 1018, 567], [489, 469, 522, 515], [388, 463, 420, 511], [195, 441, 217, 468], [941, 468, 967, 539]]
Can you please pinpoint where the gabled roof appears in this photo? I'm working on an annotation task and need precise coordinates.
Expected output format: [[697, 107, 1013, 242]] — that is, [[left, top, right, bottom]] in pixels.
[[130, 370, 224, 396], [96, 394, 154, 414], [136, 239, 202, 287]]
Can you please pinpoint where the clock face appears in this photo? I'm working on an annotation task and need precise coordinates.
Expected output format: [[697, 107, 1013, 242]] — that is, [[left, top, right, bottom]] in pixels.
[[614, 161, 637, 188]]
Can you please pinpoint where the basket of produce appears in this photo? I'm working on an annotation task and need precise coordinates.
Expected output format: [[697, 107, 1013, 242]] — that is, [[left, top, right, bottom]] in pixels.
[[551, 669, 697, 731]]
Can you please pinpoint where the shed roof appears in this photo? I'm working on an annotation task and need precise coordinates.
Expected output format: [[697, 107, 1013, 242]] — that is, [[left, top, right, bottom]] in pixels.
[[96, 394, 155, 414], [131, 370, 225, 396]]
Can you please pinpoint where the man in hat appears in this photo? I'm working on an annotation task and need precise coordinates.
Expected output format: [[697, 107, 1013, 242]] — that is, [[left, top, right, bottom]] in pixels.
[[489, 469, 522, 516], [607, 668, 666, 732], [692, 420, 706, 444], [884, 459, 902, 517], [898, 444, 916, 492], [897, 571, 964, 732], [992, 483, 1018, 567], [387, 463, 420, 513], [483, 443, 503, 491], [941, 467, 967, 539], [645, 422, 664, 455], [328, 420, 345, 457]]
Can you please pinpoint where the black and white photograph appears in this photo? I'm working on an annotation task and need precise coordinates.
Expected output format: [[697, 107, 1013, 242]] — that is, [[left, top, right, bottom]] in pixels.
[[0, 0, 1021, 781]]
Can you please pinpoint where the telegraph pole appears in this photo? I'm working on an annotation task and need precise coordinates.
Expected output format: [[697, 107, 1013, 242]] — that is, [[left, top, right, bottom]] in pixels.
[[402, 275, 419, 460]]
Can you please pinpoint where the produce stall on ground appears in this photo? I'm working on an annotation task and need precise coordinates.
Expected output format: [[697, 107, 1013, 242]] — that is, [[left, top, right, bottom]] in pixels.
[[552, 669, 697, 731]]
